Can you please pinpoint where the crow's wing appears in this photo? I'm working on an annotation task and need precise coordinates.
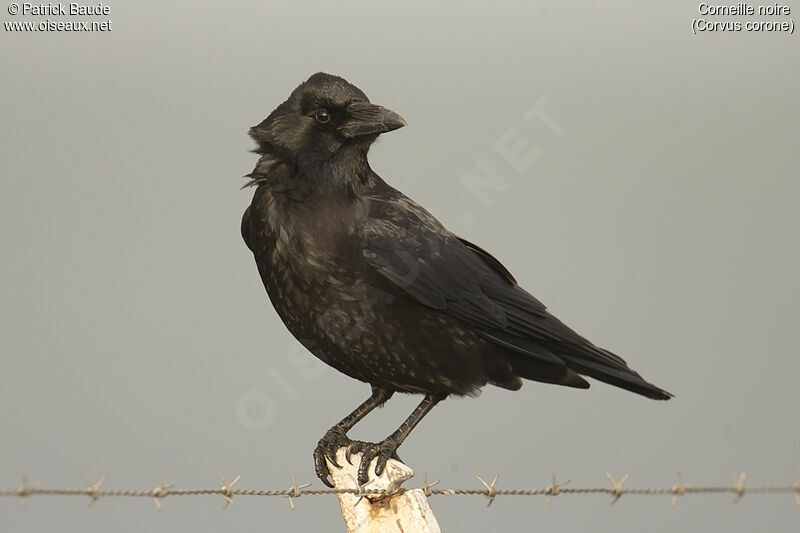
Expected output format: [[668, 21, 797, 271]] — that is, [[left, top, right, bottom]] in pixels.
[[363, 191, 672, 399]]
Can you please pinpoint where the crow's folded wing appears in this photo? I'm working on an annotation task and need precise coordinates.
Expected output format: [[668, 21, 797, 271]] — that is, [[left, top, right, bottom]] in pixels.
[[362, 196, 614, 361], [363, 223, 599, 364], [362, 192, 672, 400]]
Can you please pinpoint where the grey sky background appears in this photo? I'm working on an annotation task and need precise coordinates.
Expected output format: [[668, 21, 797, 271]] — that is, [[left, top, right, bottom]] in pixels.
[[1, 1, 798, 531]]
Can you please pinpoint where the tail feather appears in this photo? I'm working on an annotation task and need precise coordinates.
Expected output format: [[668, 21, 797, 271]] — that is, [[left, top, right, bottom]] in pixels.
[[505, 350, 591, 389], [482, 330, 672, 400], [565, 358, 673, 400]]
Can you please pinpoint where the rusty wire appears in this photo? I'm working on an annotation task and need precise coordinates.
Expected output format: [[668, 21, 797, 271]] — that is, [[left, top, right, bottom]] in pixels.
[[2, 470, 799, 510]]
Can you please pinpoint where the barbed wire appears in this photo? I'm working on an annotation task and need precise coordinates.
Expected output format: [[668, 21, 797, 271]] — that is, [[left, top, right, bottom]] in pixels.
[[2, 470, 798, 510]]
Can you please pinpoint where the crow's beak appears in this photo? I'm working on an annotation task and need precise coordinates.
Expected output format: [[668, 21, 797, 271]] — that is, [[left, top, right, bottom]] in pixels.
[[338, 102, 407, 139]]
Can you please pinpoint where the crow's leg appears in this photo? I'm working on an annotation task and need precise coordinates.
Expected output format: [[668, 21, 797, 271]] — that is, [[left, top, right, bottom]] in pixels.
[[314, 386, 394, 487], [350, 393, 445, 485]]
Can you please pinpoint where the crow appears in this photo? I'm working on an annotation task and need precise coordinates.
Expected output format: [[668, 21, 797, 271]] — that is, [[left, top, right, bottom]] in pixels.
[[241, 73, 672, 487]]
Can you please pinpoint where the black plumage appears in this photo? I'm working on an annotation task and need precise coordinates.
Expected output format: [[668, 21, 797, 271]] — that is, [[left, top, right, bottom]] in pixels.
[[241, 73, 672, 486]]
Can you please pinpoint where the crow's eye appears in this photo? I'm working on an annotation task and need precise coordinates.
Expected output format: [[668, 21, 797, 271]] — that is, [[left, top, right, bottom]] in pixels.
[[315, 109, 331, 124]]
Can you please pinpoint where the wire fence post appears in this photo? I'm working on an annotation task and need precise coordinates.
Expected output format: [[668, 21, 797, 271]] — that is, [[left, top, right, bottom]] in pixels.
[[327, 448, 441, 533]]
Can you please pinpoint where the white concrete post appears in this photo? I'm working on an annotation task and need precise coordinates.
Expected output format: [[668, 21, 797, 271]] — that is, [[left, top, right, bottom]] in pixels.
[[328, 448, 441, 533]]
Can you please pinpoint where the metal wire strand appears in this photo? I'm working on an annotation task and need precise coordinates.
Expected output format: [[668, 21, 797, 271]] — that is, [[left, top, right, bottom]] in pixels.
[[2, 470, 799, 510]]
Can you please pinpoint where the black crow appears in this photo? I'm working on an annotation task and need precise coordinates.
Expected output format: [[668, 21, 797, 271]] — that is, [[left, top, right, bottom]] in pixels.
[[241, 73, 672, 487]]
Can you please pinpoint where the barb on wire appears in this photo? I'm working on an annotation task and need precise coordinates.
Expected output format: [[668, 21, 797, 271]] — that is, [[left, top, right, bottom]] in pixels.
[[284, 473, 310, 510], [475, 474, 499, 507], [421, 473, 439, 498], [346, 473, 375, 507], [606, 473, 629, 505], [731, 472, 746, 502], [218, 473, 241, 509], [2, 470, 799, 510], [151, 474, 173, 511], [794, 470, 800, 506], [15, 476, 41, 508], [671, 472, 692, 508], [544, 473, 570, 509], [82, 476, 106, 508]]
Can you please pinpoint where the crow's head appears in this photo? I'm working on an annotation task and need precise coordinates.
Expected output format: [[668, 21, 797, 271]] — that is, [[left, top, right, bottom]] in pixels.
[[250, 73, 406, 178]]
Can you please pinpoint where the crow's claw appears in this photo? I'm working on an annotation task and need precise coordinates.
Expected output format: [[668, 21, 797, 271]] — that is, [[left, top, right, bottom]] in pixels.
[[313, 426, 352, 487], [315, 429, 404, 487], [347, 438, 401, 486], [345, 440, 401, 465], [345, 441, 368, 465]]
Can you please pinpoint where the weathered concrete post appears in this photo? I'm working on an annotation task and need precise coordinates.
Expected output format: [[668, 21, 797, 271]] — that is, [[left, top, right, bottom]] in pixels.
[[328, 448, 441, 533]]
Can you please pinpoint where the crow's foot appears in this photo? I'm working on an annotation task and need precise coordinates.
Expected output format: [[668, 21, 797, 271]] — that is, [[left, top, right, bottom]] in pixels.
[[314, 426, 353, 488], [346, 438, 402, 486]]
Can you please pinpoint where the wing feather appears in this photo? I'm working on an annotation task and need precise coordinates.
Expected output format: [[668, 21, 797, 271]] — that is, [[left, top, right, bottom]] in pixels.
[[363, 188, 672, 399]]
